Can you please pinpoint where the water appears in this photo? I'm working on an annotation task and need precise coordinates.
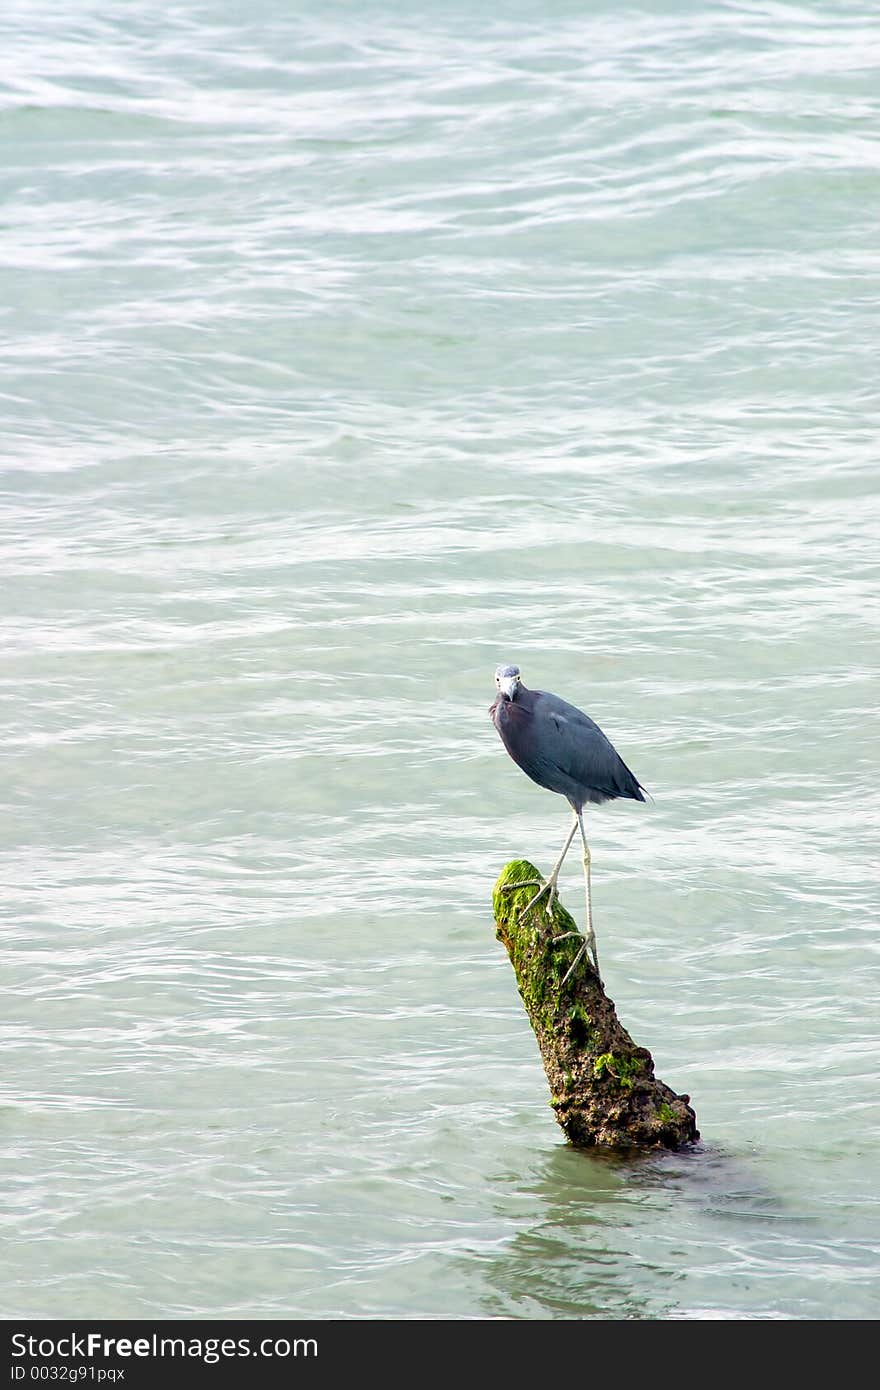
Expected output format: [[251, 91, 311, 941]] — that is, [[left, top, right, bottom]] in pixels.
[[2, 0, 879, 1321]]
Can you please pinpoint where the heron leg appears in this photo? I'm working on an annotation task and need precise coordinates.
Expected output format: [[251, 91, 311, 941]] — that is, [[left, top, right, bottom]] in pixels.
[[576, 810, 600, 979], [513, 814, 579, 920]]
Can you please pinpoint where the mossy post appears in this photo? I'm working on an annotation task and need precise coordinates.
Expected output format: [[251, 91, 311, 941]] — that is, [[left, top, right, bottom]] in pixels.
[[493, 860, 699, 1150]]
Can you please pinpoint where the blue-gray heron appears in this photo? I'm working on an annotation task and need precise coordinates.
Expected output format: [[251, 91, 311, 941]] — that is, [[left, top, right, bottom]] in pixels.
[[490, 663, 646, 982]]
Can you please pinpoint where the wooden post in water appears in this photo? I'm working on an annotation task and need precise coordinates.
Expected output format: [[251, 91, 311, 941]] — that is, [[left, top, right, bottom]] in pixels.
[[493, 860, 699, 1150]]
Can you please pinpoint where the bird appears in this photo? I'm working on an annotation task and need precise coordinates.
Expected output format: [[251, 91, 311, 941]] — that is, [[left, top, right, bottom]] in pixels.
[[489, 663, 646, 983]]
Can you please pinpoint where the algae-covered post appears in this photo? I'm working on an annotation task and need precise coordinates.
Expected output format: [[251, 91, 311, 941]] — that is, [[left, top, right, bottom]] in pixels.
[[493, 860, 699, 1150]]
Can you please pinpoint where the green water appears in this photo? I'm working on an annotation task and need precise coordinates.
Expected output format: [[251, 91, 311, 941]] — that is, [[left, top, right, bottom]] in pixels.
[[2, 0, 879, 1319]]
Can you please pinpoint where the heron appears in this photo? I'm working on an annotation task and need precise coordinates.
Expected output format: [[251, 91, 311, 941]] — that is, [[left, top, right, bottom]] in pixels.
[[490, 663, 646, 984]]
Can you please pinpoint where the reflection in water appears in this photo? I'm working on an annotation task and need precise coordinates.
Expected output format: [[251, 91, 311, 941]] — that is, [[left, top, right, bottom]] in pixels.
[[477, 1142, 819, 1319]]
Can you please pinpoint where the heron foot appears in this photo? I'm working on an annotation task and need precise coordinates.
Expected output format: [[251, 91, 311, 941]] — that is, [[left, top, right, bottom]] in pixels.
[[519, 877, 560, 922], [552, 931, 601, 987], [561, 941, 588, 987], [500, 877, 601, 982], [499, 877, 558, 922]]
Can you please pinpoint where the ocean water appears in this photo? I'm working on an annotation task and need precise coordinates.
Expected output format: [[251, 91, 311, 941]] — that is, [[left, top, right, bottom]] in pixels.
[[2, 0, 879, 1321]]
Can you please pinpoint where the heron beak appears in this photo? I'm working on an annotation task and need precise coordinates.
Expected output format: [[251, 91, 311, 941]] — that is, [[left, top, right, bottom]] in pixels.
[[498, 675, 519, 701]]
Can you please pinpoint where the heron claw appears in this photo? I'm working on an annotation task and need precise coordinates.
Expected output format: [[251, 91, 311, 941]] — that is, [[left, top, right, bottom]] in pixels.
[[557, 936, 601, 987], [515, 877, 560, 924], [561, 942, 586, 987], [499, 879, 545, 914]]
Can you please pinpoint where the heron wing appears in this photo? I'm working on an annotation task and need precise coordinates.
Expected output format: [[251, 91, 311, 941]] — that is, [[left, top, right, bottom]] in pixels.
[[532, 690, 646, 802]]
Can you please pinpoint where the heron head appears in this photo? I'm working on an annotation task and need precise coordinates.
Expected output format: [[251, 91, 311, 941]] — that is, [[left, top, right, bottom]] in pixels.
[[495, 664, 521, 702]]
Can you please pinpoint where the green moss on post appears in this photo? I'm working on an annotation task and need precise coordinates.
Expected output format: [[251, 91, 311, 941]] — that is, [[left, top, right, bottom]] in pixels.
[[493, 860, 699, 1151]]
